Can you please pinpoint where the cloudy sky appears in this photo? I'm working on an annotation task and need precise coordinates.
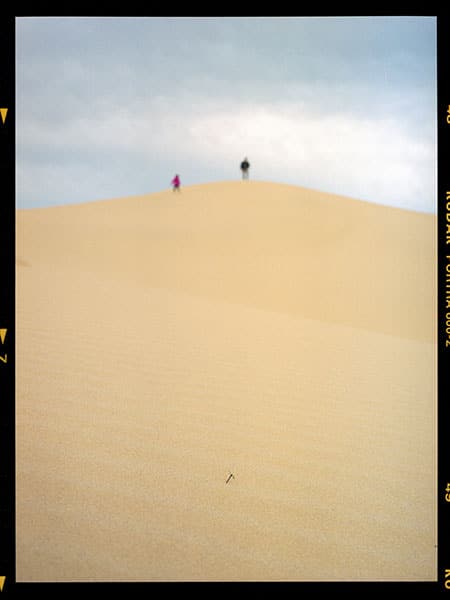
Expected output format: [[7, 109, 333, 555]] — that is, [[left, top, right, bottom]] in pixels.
[[16, 16, 437, 212]]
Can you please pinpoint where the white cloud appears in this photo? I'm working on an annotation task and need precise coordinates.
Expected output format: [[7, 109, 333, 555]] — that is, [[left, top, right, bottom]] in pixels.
[[169, 101, 435, 211], [16, 94, 436, 212]]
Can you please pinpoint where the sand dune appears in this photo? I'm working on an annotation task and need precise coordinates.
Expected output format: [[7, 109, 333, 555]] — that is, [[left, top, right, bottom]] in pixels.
[[16, 181, 437, 581]]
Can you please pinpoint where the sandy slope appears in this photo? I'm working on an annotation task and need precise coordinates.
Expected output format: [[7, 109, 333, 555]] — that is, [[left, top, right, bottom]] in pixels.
[[16, 181, 437, 581]]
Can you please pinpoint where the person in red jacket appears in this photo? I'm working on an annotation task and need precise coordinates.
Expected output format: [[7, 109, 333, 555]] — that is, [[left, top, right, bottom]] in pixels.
[[171, 174, 181, 191]]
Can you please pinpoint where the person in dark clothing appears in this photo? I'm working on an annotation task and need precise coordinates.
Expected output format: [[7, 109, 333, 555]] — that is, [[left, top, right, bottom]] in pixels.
[[240, 157, 250, 180]]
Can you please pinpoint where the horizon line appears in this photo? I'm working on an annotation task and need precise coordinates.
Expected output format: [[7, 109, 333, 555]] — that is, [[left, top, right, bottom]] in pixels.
[[16, 178, 437, 216]]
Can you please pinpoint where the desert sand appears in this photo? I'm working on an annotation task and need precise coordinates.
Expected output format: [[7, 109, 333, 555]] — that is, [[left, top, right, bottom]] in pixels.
[[16, 181, 437, 582]]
